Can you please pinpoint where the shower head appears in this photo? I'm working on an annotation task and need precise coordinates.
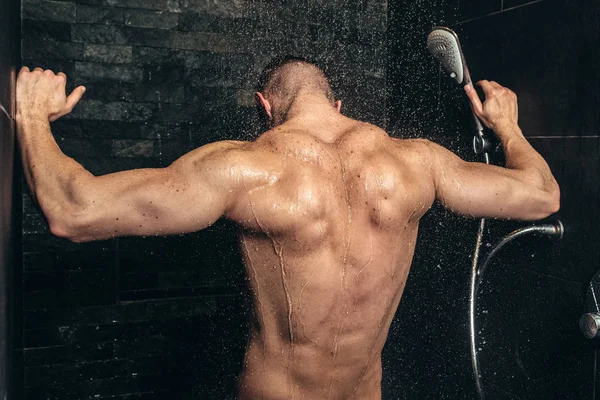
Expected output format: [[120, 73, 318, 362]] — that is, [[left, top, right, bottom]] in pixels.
[[427, 26, 489, 151], [427, 27, 472, 86]]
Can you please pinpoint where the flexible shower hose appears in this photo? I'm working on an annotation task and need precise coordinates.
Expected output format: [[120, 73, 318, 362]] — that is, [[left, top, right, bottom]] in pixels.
[[469, 210, 563, 399], [469, 152, 490, 399]]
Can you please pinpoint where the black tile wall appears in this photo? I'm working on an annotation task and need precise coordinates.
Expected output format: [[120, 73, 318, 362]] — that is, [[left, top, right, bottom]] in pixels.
[[387, 0, 598, 398], [19, 0, 388, 398]]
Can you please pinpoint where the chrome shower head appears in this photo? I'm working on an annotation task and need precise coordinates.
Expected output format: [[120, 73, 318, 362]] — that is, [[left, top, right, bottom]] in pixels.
[[427, 27, 472, 86]]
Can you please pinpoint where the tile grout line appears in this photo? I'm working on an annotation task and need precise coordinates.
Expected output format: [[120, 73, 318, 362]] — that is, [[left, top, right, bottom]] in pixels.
[[527, 136, 600, 139], [522, 268, 586, 286], [453, 0, 544, 27]]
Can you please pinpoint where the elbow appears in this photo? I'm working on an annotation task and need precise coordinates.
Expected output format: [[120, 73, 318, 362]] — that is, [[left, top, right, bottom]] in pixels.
[[550, 185, 560, 214], [47, 206, 93, 243], [528, 186, 560, 221], [547, 185, 561, 215]]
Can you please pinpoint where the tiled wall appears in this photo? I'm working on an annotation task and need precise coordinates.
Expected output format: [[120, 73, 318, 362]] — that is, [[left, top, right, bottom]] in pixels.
[[386, 0, 599, 398], [18, 0, 388, 398]]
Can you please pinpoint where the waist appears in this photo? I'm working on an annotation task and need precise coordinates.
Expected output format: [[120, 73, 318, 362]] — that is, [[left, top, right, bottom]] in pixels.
[[238, 335, 383, 400]]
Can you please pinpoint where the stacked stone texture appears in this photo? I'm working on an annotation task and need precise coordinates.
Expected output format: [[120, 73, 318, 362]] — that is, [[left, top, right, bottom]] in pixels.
[[20, 0, 387, 398]]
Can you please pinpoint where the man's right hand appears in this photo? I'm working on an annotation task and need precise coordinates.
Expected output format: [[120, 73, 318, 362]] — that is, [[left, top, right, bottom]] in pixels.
[[16, 67, 86, 123], [464, 80, 519, 135]]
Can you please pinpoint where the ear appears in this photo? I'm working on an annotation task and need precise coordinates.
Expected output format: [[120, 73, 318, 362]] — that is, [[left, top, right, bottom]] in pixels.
[[334, 100, 342, 113], [255, 92, 273, 119]]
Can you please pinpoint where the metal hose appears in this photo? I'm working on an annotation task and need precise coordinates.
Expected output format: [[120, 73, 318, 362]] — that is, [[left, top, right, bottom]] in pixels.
[[469, 151, 490, 399], [469, 219, 564, 398]]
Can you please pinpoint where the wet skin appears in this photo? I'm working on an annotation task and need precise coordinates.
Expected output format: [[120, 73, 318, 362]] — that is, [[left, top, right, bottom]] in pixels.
[[16, 67, 560, 399], [231, 125, 432, 399]]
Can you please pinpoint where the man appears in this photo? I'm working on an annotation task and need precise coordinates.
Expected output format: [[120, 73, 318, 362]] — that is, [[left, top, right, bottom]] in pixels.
[[16, 57, 559, 399]]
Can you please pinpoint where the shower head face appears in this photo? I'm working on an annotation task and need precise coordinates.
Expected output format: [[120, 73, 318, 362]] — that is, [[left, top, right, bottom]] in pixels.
[[427, 27, 466, 85]]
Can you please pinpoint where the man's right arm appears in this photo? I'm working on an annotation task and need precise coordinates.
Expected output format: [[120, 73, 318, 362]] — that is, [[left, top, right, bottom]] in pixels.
[[427, 80, 560, 221]]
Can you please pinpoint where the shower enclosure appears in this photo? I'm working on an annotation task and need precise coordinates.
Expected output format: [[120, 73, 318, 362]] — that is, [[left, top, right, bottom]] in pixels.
[[6, 0, 600, 398]]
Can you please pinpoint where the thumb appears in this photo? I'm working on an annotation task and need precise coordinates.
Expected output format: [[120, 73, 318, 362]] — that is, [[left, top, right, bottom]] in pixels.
[[66, 86, 86, 111], [464, 84, 483, 117]]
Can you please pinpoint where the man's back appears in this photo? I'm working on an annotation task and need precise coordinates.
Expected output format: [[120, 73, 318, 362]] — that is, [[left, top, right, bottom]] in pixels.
[[229, 119, 435, 399]]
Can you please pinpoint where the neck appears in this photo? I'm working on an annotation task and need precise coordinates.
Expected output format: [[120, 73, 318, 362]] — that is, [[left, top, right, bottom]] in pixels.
[[274, 92, 346, 136]]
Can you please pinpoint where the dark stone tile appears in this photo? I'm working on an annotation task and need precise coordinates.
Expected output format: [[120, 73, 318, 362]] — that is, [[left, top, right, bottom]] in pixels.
[[22, 19, 71, 42], [24, 359, 129, 387], [387, 33, 443, 138], [79, 157, 164, 175], [105, 0, 179, 12], [388, 0, 501, 40], [23, 290, 57, 311], [78, 100, 154, 121], [169, 31, 236, 53], [23, 253, 56, 273], [382, 203, 481, 399], [157, 139, 195, 163], [134, 84, 185, 103], [139, 121, 193, 140], [142, 63, 185, 83], [124, 9, 179, 30], [503, 0, 543, 9], [52, 119, 141, 140], [179, 12, 225, 33], [21, 59, 75, 77], [21, 39, 84, 61], [22, 213, 49, 235], [514, 137, 600, 284], [75, 62, 143, 83], [154, 103, 213, 123], [23, 345, 70, 367], [454, 0, 600, 137], [72, 24, 129, 45], [179, 0, 244, 17], [131, 46, 177, 66], [57, 136, 112, 158], [71, 82, 135, 103], [83, 44, 132, 64], [22, 0, 76, 23], [111, 139, 157, 158], [476, 270, 593, 398], [72, 24, 171, 48], [76, 4, 124, 25]]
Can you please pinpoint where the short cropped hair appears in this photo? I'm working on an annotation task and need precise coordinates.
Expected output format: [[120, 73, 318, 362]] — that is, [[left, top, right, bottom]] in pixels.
[[256, 55, 334, 102]]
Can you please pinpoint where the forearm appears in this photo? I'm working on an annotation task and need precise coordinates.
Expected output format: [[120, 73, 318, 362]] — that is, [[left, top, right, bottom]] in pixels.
[[17, 115, 93, 223], [495, 124, 559, 195]]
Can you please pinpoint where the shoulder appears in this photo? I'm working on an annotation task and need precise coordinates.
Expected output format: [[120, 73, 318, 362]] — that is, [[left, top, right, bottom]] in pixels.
[[172, 140, 284, 190], [174, 140, 278, 168], [387, 137, 439, 165]]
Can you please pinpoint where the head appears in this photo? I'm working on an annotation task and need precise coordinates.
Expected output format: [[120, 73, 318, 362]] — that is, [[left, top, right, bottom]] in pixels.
[[255, 56, 341, 127]]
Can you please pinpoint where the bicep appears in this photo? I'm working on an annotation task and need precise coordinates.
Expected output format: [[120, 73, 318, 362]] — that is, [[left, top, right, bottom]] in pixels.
[[73, 143, 238, 241], [429, 142, 544, 220]]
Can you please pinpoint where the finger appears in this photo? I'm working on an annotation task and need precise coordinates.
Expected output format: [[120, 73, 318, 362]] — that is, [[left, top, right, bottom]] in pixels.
[[464, 84, 483, 116], [489, 81, 504, 90], [33, 67, 43, 73], [19, 66, 30, 74], [476, 80, 495, 97], [57, 72, 67, 85], [66, 86, 86, 111]]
